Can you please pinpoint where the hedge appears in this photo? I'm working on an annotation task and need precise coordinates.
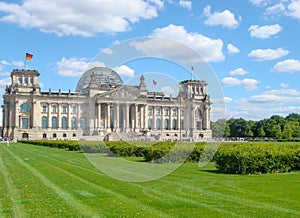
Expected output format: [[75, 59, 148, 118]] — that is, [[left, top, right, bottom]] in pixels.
[[214, 143, 300, 174]]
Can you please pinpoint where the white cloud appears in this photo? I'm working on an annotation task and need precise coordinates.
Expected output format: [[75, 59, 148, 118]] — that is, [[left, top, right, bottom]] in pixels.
[[249, 24, 282, 38], [0, 60, 23, 68], [56, 57, 89, 77], [161, 86, 176, 96], [0, 0, 163, 37], [179, 0, 192, 10], [248, 47, 289, 61], [227, 43, 240, 54], [223, 97, 233, 103], [249, 0, 272, 7], [132, 24, 225, 62], [272, 59, 300, 73], [265, 3, 285, 15], [203, 5, 241, 29], [229, 68, 249, 76], [102, 48, 114, 55], [222, 77, 258, 91], [286, 0, 300, 21], [113, 65, 135, 77], [280, 82, 289, 88]]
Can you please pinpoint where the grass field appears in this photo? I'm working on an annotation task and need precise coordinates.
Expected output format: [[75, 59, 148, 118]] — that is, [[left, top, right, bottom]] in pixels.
[[0, 143, 299, 217]]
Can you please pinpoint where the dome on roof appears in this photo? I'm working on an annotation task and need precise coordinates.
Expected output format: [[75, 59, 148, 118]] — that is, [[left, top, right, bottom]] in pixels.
[[76, 67, 123, 93]]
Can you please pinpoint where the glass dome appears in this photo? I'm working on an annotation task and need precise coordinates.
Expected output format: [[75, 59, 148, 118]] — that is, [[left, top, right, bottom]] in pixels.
[[76, 67, 123, 93]]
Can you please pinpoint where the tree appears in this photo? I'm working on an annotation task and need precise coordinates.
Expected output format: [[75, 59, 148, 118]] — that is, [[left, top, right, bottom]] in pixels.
[[282, 121, 298, 140], [229, 118, 248, 137]]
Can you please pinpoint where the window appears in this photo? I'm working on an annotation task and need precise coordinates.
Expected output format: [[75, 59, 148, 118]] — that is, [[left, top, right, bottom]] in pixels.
[[42, 116, 47, 129], [72, 105, 77, 113], [172, 109, 177, 116], [24, 77, 28, 84], [81, 105, 87, 113], [148, 109, 153, 116], [164, 119, 169, 130], [172, 119, 177, 130], [30, 77, 33, 84], [63, 133, 67, 138], [52, 117, 57, 129], [20, 103, 30, 112], [22, 117, 29, 129], [71, 117, 76, 129], [42, 133, 47, 139], [156, 118, 161, 129], [42, 105, 47, 113], [18, 77, 22, 84], [53, 133, 57, 138], [196, 121, 202, 130], [148, 118, 152, 130], [62, 105, 67, 113], [80, 117, 86, 130], [72, 133, 77, 137], [156, 108, 161, 116], [164, 109, 169, 116], [52, 105, 57, 113], [195, 109, 201, 117], [61, 117, 67, 129]]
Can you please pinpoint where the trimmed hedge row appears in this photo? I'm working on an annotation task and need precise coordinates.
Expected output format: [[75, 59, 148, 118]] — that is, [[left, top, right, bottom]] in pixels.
[[19, 140, 300, 174], [215, 143, 300, 174], [19, 140, 80, 151]]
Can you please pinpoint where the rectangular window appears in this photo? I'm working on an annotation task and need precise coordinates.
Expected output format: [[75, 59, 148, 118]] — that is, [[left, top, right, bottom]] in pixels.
[[164, 109, 169, 116], [52, 105, 57, 113], [72, 105, 77, 113], [156, 108, 161, 116], [172, 109, 177, 116], [148, 109, 153, 116], [196, 121, 202, 130], [22, 118, 29, 129], [62, 105, 67, 113], [42, 105, 47, 113]]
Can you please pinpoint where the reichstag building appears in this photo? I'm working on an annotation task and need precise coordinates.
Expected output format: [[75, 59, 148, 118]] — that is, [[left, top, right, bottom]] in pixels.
[[2, 67, 212, 141]]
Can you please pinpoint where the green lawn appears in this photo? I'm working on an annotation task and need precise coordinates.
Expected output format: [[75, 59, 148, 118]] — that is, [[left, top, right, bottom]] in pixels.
[[0, 143, 299, 217]]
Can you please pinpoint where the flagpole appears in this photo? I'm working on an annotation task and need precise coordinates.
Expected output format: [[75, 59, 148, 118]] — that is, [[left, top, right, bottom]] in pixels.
[[24, 57, 27, 70]]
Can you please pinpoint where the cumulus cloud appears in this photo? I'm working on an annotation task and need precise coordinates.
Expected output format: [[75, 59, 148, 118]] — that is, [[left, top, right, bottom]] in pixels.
[[221, 77, 258, 91], [249, 0, 272, 7], [286, 0, 300, 21], [265, 3, 286, 15], [0, 0, 163, 37], [131, 24, 224, 62], [223, 96, 233, 103], [203, 5, 241, 29], [227, 43, 240, 54], [113, 65, 135, 77], [179, 0, 192, 10], [229, 68, 249, 76], [56, 57, 89, 77], [249, 24, 282, 38], [248, 47, 289, 61], [280, 83, 289, 88], [272, 59, 300, 73]]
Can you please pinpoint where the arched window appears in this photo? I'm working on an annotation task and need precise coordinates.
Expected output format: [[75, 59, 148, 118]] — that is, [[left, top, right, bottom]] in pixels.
[[41, 116, 47, 129], [148, 118, 152, 130], [156, 118, 161, 130], [164, 119, 169, 130], [24, 77, 28, 84], [80, 117, 86, 130], [52, 117, 57, 129], [172, 119, 177, 130], [195, 109, 201, 117], [61, 117, 67, 129], [71, 117, 76, 129], [20, 103, 30, 112]]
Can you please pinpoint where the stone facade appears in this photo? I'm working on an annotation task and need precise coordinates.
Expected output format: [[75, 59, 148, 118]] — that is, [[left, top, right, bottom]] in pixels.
[[2, 67, 212, 141]]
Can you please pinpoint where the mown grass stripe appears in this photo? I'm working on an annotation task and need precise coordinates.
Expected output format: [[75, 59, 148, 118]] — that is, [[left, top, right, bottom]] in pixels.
[[3, 145, 101, 218], [0, 145, 26, 217]]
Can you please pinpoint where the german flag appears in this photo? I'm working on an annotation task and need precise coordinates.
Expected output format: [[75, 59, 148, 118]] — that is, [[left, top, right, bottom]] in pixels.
[[25, 53, 33, 60]]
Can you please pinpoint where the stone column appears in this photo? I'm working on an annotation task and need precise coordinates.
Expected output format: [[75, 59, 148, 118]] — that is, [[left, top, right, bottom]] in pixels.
[[160, 106, 163, 130], [144, 104, 148, 130], [135, 104, 138, 131], [47, 103, 51, 128], [126, 104, 130, 131], [107, 104, 111, 132], [98, 103, 101, 129], [153, 106, 156, 130], [68, 104, 71, 129], [57, 104, 60, 129], [115, 103, 119, 131]]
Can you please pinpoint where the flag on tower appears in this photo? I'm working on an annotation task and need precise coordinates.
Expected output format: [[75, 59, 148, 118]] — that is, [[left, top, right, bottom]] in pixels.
[[191, 66, 194, 71], [152, 80, 157, 86], [25, 53, 33, 60]]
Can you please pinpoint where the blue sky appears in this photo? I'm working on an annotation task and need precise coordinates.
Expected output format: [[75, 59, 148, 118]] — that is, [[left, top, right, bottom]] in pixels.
[[0, 0, 300, 121]]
